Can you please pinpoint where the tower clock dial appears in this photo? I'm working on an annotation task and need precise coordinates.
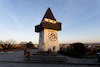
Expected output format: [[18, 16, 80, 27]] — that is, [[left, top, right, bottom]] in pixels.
[[48, 31, 57, 41]]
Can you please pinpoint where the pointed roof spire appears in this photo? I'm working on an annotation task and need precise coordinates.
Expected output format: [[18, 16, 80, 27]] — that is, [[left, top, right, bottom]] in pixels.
[[42, 7, 56, 21]]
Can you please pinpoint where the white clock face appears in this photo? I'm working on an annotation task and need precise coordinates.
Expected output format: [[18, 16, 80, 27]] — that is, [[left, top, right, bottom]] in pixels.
[[48, 31, 57, 41]]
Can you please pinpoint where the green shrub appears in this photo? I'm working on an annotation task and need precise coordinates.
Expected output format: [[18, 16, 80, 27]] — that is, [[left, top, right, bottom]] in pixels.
[[95, 49, 100, 52], [70, 43, 87, 55]]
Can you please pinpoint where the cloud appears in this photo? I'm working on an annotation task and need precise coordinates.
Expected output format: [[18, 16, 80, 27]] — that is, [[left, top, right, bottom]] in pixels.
[[6, 11, 19, 24], [0, 3, 19, 24], [86, 11, 100, 20]]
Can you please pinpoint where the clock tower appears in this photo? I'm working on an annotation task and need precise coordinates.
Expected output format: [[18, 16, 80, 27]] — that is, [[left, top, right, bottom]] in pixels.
[[35, 8, 61, 52]]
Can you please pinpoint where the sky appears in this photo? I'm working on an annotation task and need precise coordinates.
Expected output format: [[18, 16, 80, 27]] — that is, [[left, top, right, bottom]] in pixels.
[[0, 0, 100, 44]]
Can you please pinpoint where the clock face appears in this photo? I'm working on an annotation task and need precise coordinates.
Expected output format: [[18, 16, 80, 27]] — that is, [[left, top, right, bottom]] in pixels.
[[48, 31, 57, 41]]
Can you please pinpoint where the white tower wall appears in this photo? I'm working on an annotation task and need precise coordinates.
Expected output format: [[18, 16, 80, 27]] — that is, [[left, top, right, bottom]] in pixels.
[[39, 29, 59, 52]]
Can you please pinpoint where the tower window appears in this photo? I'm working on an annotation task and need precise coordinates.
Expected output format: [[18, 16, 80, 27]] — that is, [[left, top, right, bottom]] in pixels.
[[40, 34, 42, 39], [53, 20, 54, 23], [48, 19, 50, 22]]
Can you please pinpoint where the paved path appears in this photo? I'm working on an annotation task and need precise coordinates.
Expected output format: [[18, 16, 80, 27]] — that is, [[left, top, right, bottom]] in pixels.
[[0, 49, 100, 67], [0, 49, 37, 61], [0, 62, 100, 67], [58, 54, 98, 64]]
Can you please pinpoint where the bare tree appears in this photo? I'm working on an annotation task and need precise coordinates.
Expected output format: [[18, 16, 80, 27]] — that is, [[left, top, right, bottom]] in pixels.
[[0, 40, 4, 44], [5, 39, 17, 44], [19, 41, 27, 45]]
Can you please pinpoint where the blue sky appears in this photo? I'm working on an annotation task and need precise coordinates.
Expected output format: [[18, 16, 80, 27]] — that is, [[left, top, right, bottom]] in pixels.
[[0, 0, 100, 44]]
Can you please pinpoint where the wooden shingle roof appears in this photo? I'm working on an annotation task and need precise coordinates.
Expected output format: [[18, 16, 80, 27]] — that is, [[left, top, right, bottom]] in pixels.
[[42, 7, 56, 21]]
